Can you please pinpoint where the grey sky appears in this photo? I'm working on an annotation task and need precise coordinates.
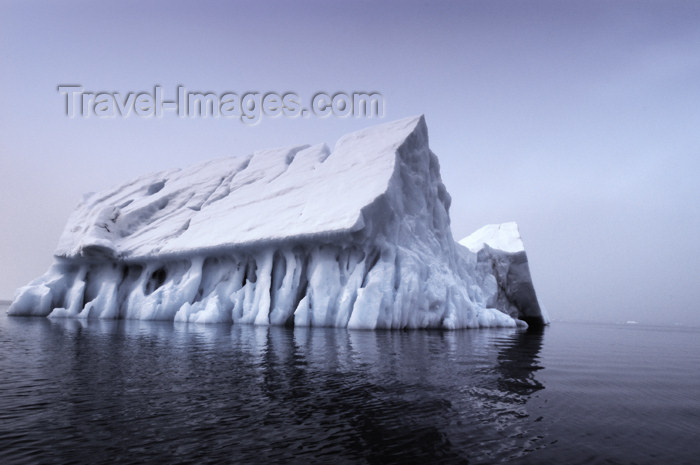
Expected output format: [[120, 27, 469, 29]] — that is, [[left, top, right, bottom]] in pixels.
[[1, 0, 699, 325]]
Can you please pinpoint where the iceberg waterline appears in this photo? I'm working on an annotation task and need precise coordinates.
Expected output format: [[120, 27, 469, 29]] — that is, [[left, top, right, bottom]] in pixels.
[[9, 116, 549, 328]]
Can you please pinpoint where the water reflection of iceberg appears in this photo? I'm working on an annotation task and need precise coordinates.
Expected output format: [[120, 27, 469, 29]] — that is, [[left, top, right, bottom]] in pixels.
[[462, 327, 546, 462], [24, 317, 546, 464], [252, 326, 547, 464], [495, 327, 545, 397]]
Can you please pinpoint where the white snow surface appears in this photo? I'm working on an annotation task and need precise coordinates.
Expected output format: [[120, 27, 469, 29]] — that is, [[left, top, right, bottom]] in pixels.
[[459, 222, 524, 254], [9, 116, 547, 328], [54, 117, 422, 260]]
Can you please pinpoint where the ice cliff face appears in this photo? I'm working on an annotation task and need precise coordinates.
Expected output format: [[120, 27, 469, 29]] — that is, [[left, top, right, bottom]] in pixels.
[[459, 223, 549, 327], [9, 116, 548, 328]]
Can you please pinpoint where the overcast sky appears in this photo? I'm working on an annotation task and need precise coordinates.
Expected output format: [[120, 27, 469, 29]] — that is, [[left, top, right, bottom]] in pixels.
[[1, 0, 699, 325]]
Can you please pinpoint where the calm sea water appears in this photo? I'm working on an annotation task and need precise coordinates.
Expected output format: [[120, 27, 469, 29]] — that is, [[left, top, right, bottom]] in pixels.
[[1, 305, 699, 465]]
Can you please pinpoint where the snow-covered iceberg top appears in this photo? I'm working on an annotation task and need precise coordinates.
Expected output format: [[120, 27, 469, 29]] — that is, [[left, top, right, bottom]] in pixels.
[[9, 116, 548, 329], [55, 117, 422, 260], [460, 222, 525, 254]]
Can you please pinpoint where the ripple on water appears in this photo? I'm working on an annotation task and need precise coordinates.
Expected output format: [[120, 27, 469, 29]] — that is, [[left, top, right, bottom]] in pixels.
[[1, 313, 699, 464]]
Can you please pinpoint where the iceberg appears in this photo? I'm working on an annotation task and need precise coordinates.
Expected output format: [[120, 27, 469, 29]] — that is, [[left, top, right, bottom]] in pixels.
[[459, 222, 549, 327], [8, 116, 548, 328]]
